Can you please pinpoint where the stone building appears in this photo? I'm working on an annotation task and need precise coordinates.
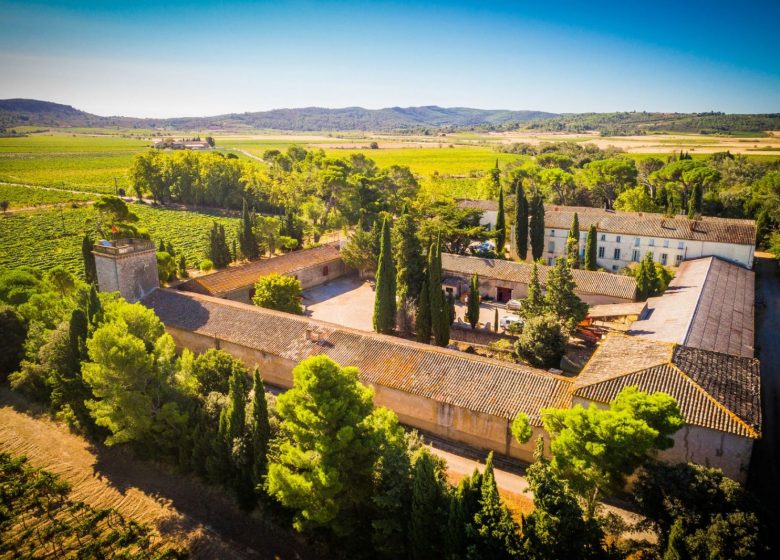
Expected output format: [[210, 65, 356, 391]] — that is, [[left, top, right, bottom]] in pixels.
[[457, 200, 756, 270], [441, 252, 638, 305], [93, 238, 158, 303], [178, 242, 346, 303]]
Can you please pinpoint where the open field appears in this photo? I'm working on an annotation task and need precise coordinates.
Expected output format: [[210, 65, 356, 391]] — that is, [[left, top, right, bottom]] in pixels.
[[0, 182, 94, 207], [0, 203, 240, 275]]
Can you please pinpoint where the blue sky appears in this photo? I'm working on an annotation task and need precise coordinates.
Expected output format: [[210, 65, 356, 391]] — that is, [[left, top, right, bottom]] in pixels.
[[1, 0, 778, 117]]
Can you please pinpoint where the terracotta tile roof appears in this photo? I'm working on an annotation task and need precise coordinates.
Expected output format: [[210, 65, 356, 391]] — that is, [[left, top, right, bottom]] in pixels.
[[455, 200, 756, 245], [587, 302, 647, 319], [143, 289, 572, 425], [184, 243, 342, 296], [455, 198, 500, 212], [573, 335, 761, 438], [441, 253, 638, 301], [629, 257, 755, 358]]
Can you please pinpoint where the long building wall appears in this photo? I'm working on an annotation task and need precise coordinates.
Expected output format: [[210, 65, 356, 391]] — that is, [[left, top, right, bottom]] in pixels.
[[165, 324, 542, 463]]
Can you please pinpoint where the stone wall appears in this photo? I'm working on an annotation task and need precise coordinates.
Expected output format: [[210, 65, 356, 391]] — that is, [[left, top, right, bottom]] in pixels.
[[94, 248, 158, 303], [450, 322, 514, 346]]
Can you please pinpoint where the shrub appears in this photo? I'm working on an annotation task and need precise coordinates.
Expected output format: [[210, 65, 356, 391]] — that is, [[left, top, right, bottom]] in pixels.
[[199, 258, 214, 271], [252, 273, 303, 315], [516, 314, 565, 368]]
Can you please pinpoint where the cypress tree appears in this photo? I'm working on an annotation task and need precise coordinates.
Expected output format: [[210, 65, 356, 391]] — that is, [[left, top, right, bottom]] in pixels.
[[86, 284, 103, 329], [663, 518, 689, 560], [514, 184, 529, 261], [177, 254, 188, 278], [566, 213, 580, 269], [494, 308, 499, 332], [166, 241, 175, 256], [250, 368, 270, 485], [495, 186, 506, 258], [466, 273, 480, 329], [51, 308, 93, 431], [373, 217, 397, 334], [415, 276, 432, 343], [81, 233, 97, 284], [529, 193, 545, 261], [410, 451, 447, 560], [470, 453, 521, 559], [636, 257, 652, 300], [646, 252, 660, 296], [219, 368, 246, 450], [447, 291, 456, 325], [239, 198, 258, 260], [521, 262, 546, 319], [446, 468, 483, 559], [429, 242, 449, 347], [584, 225, 598, 271], [159, 239, 166, 253], [209, 222, 231, 268], [393, 211, 425, 302]]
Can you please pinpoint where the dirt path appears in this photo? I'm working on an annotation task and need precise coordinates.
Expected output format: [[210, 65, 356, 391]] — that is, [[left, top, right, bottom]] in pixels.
[[0, 389, 311, 559]]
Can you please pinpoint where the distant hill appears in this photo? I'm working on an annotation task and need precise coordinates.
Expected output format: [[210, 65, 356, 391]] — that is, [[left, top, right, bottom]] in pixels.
[[1, 99, 778, 135], [0, 99, 555, 132]]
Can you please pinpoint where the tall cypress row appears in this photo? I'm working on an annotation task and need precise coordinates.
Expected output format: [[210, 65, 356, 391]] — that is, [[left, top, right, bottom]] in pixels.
[[529, 193, 545, 261], [250, 368, 270, 485], [514, 184, 529, 261], [466, 273, 480, 329], [584, 224, 598, 271], [239, 199, 258, 260], [415, 276, 432, 343], [429, 241, 449, 347], [373, 218, 397, 334], [495, 186, 506, 258], [566, 212, 580, 269]]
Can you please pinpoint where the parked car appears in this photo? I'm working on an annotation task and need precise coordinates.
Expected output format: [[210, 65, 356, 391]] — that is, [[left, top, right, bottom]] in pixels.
[[506, 299, 523, 311], [500, 315, 524, 331]]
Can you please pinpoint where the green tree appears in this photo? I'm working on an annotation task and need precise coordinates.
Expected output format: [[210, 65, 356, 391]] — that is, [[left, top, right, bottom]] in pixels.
[[469, 452, 520, 559], [428, 242, 449, 347], [664, 518, 689, 560], [46, 266, 76, 298], [581, 158, 638, 208], [529, 193, 545, 261], [81, 233, 97, 284], [177, 254, 188, 278], [516, 314, 565, 368], [266, 356, 378, 537], [0, 305, 26, 381], [544, 257, 588, 333], [219, 365, 255, 509], [94, 196, 142, 239], [410, 450, 449, 560], [415, 276, 432, 343], [249, 368, 270, 486], [494, 186, 506, 258], [566, 212, 580, 269], [156, 251, 176, 282], [373, 218, 397, 334], [252, 273, 303, 315], [584, 225, 598, 271], [447, 468, 483, 559], [521, 262, 546, 320], [49, 308, 93, 430], [190, 348, 242, 395], [341, 219, 378, 278], [208, 222, 231, 269], [239, 199, 259, 260], [614, 185, 661, 213], [542, 386, 683, 518], [86, 284, 103, 329], [466, 274, 480, 329], [511, 412, 532, 445], [393, 211, 425, 302], [521, 438, 606, 560], [514, 184, 529, 261]]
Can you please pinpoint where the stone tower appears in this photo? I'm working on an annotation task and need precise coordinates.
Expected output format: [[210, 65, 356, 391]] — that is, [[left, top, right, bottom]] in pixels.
[[93, 238, 159, 303]]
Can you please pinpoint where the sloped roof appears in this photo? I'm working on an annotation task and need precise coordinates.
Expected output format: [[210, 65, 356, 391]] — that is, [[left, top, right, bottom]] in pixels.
[[455, 198, 500, 212], [441, 253, 638, 301], [183, 243, 341, 296], [143, 289, 572, 425], [455, 200, 756, 245], [573, 335, 761, 438], [629, 257, 755, 358]]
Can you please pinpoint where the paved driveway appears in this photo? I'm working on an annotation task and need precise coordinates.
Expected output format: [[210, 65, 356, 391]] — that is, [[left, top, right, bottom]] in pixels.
[[302, 275, 376, 331]]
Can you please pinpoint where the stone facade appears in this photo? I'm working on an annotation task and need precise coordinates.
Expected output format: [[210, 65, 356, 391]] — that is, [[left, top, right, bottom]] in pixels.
[[93, 239, 158, 303]]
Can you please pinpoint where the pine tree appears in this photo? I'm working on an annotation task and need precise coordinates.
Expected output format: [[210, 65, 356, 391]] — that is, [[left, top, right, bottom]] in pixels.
[[249, 368, 270, 486], [514, 184, 529, 261], [521, 263, 546, 319], [566, 213, 580, 269], [81, 233, 97, 284], [447, 468, 483, 559], [495, 186, 506, 258], [544, 257, 588, 333], [239, 199, 258, 260], [663, 518, 689, 560], [373, 218, 397, 334], [415, 277, 432, 343], [410, 451, 448, 560], [529, 193, 545, 261], [466, 273, 480, 329], [393, 211, 425, 302], [584, 225, 598, 271], [470, 453, 520, 559], [429, 242, 449, 347]]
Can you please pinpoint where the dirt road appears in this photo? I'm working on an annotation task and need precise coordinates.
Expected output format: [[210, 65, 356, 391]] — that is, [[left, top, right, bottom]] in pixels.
[[0, 389, 310, 560]]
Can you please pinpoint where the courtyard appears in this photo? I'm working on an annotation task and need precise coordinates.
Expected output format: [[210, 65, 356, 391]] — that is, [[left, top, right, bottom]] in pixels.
[[302, 274, 518, 332]]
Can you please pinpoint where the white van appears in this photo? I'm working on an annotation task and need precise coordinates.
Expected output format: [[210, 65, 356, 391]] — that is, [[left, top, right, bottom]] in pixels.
[[500, 315, 523, 331]]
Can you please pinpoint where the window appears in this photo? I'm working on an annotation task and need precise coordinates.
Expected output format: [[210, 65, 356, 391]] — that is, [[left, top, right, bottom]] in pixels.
[[322, 265, 329, 276], [632, 250, 640, 262], [550, 230, 555, 237], [634, 237, 640, 247], [598, 246, 605, 258], [547, 258, 554, 266], [548, 241, 555, 253], [675, 254, 683, 266], [616, 236, 621, 243], [678, 241, 685, 250], [613, 248, 621, 260], [649, 239, 655, 247], [660, 253, 668, 265], [600, 234, 606, 241], [663, 239, 669, 248]]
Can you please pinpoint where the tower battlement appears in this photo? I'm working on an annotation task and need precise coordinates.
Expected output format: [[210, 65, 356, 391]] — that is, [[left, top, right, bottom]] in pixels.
[[93, 238, 158, 303]]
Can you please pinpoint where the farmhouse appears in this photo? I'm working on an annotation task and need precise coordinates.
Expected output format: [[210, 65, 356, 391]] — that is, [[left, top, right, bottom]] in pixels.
[[179, 242, 346, 303], [441, 252, 638, 305], [457, 200, 757, 269]]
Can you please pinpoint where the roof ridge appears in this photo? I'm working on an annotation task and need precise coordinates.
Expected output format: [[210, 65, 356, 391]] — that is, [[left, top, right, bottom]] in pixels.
[[681, 257, 715, 347], [667, 362, 760, 439]]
